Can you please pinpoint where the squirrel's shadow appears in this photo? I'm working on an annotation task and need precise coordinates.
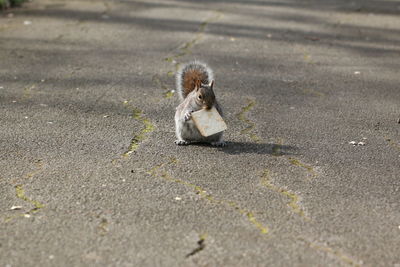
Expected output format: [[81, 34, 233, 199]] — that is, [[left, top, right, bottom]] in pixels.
[[192, 141, 298, 155]]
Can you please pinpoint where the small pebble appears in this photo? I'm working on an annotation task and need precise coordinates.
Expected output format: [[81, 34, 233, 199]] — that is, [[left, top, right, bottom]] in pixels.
[[349, 141, 366, 146], [354, 71, 360, 75], [10, 205, 22, 210], [175, 197, 182, 201], [24, 214, 31, 218], [23, 20, 32, 25]]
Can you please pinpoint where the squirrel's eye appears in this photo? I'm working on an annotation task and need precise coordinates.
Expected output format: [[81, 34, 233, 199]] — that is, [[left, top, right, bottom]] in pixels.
[[198, 95, 202, 99]]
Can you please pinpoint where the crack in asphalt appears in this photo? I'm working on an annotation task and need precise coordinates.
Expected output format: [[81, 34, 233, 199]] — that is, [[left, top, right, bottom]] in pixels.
[[162, 10, 223, 98], [22, 84, 36, 101], [4, 184, 45, 223], [4, 160, 46, 223], [261, 169, 310, 220], [97, 218, 109, 236], [272, 138, 318, 178], [288, 157, 318, 178], [152, 74, 173, 99], [299, 237, 361, 267], [121, 101, 155, 157], [147, 158, 269, 235], [164, 10, 222, 66], [236, 99, 261, 142], [15, 184, 44, 212], [158, 10, 223, 98]]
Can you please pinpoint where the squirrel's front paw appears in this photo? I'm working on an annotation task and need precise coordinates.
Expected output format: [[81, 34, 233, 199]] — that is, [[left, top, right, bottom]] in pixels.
[[184, 111, 192, 121], [175, 140, 190, 145]]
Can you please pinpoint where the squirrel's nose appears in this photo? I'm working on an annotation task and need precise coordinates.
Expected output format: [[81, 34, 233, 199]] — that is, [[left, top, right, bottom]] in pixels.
[[203, 100, 212, 110]]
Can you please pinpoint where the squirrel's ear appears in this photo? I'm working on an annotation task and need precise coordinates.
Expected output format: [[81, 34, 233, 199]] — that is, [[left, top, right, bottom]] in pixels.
[[209, 80, 214, 89]]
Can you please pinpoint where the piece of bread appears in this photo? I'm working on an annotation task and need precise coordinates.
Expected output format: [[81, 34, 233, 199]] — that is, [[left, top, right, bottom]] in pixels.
[[191, 107, 227, 137]]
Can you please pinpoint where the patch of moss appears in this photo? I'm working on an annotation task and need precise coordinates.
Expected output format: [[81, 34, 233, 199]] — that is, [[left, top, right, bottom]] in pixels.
[[122, 103, 155, 157], [261, 169, 309, 220], [148, 159, 269, 235], [164, 90, 174, 98], [236, 100, 261, 142], [288, 158, 317, 177], [15, 184, 44, 211]]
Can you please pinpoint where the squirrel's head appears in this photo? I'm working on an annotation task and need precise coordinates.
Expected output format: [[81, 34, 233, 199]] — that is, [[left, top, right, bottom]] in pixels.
[[195, 80, 215, 110]]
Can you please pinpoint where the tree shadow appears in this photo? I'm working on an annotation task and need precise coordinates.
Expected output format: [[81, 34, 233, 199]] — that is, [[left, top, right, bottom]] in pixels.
[[191, 141, 298, 155], [10, 0, 400, 57]]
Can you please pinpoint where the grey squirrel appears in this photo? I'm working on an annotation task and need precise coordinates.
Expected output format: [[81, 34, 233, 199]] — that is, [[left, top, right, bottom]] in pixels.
[[174, 61, 226, 146]]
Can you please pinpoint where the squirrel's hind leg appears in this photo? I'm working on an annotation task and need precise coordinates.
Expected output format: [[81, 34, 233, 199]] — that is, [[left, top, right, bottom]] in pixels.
[[210, 133, 226, 147], [211, 140, 226, 147]]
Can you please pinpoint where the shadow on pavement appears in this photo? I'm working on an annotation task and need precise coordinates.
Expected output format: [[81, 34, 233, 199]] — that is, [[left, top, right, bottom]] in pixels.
[[191, 141, 298, 155]]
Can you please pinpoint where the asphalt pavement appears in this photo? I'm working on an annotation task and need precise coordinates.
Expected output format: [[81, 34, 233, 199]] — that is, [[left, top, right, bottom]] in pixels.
[[1, 0, 399, 266]]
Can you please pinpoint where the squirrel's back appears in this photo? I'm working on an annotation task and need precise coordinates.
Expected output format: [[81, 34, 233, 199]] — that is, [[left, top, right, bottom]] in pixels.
[[176, 61, 214, 100]]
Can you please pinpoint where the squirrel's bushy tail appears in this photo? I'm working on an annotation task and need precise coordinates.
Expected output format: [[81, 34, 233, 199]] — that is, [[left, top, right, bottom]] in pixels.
[[176, 61, 214, 101]]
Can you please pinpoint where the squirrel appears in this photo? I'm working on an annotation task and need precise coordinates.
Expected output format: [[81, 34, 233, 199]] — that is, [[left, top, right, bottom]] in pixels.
[[174, 61, 226, 146]]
